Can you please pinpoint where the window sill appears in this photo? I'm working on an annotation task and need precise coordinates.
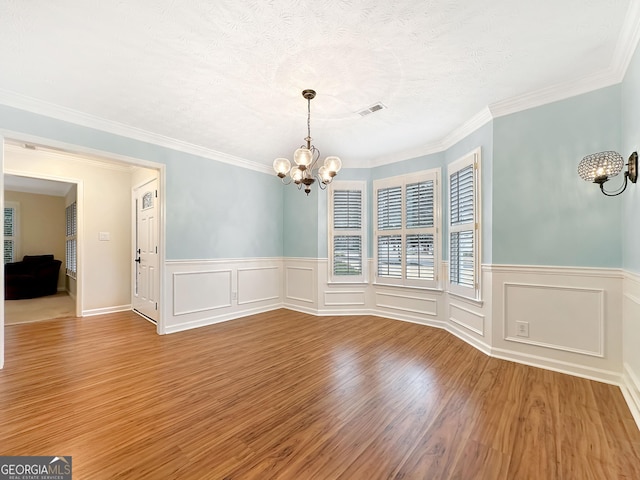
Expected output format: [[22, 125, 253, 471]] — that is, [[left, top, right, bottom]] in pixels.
[[327, 280, 369, 286], [372, 282, 444, 294]]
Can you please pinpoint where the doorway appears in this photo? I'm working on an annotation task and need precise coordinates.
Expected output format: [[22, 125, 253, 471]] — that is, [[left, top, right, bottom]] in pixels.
[[1, 139, 165, 335], [3, 173, 81, 322]]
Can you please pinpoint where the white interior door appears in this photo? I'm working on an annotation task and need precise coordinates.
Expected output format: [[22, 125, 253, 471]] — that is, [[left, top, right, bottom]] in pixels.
[[133, 178, 159, 322]]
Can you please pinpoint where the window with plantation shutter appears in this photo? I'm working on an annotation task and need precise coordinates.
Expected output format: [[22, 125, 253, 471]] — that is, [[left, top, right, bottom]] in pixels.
[[65, 201, 77, 278], [4, 202, 19, 264], [448, 149, 480, 298], [329, 182, 366, 282], [374, 169, 440, 288]]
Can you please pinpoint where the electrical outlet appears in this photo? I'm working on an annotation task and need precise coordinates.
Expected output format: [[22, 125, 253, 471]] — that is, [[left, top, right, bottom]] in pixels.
[[516, 321, 529, 337]]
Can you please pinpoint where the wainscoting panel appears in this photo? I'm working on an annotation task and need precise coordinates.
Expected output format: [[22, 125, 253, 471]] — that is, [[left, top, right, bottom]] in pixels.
[[449, 302, 485, 336], [503, 282, 604, 357], [163, 259, 283, 333], [324, 291, 366, 307], [173, 269, 232, 316], [375, 291, 438, 317], [490, 265, 622, 384], [285, 265, 316, 304], [237, 266, 280, 306]]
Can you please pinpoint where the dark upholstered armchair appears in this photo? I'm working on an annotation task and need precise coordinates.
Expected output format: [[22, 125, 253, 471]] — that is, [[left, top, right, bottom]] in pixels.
[[5, 255, 62, 300]]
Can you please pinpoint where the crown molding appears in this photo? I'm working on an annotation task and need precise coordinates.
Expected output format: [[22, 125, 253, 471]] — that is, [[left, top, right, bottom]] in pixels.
[[612, 0, 640, 82], [366, 107, 494, 168], [488, 68, 621, 119], [0, 88, 272, 175]]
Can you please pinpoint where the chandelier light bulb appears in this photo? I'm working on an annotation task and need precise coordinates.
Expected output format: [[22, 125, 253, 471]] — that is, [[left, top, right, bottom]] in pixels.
[[273, 157, 291, 177], [290, 165, 304, 183], [294, 147, 313, 167], [318, 166, 333, 184], [324, 156, 342, 174]]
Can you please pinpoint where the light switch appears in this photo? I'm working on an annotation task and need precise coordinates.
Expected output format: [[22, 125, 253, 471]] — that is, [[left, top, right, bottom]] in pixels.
[[99, 232, 110, 241]]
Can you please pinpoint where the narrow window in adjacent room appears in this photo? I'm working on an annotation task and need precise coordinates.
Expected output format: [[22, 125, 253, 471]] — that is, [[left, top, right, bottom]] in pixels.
[[374, 169, 440, 288], [448, 148, 481, 299], [4, 202, 19, 264], [329, 181, 366, 283], [65, 201, 77, 278]]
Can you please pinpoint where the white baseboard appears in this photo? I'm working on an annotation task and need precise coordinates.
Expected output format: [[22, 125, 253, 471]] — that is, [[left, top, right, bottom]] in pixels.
[[164, 304, 281, 334], [621, 363, 640, 429], [446, 323, 492, 356], [491, 346, 622, 385], [82, 304, 132, 317]]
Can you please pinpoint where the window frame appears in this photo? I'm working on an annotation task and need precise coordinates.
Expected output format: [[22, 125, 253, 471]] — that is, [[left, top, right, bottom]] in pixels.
[[328, 180, 367, 284], [373, 168, 441, 289], [447, 148, 481, 299], [4, 201, 20, 264]]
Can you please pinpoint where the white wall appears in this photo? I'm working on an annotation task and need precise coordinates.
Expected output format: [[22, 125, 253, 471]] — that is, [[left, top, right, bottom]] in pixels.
[[5, 145, 132, 314]]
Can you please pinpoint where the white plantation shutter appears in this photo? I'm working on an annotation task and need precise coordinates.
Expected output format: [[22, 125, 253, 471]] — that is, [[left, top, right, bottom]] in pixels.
[[334, 189, 362, 230], [4, 205, 17, 264], [448, 149, 480, 298], [329, 183, 366, 282], [450, 165, 474, 226], [66, 202, 77, 277], [377, 186, 402, 230], [374, 170, 439, 287], [406, 180, 434, 228], [406, 233, 434, 280], [377, 235, 402, 278], [449, 231, 473, 287]]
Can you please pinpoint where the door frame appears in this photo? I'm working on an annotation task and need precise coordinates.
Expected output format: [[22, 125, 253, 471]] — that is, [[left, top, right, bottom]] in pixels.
[[0, 132, 167, 351]]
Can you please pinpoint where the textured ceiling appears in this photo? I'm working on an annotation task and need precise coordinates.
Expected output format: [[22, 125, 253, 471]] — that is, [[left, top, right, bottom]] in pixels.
[[0, 0, 637, 169]]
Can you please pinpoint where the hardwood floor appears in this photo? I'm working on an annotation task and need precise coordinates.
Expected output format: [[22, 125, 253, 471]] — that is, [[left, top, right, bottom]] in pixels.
[[1, 309, 639, 479]]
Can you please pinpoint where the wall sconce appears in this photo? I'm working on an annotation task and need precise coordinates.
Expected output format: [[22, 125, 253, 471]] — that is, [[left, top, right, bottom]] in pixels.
[[578, 150, 638, 196]]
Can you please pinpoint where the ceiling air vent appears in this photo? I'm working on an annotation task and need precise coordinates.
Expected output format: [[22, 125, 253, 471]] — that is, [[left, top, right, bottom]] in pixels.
[[357, 102, 387, 117]]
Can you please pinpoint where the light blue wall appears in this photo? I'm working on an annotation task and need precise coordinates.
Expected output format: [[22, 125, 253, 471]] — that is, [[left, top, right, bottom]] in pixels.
[[282, 181, 319, 258], [0, 105, 284, 259], [492, 85, 623, 267], [622, 40, 640, 274], [166, 155, 283, 259]]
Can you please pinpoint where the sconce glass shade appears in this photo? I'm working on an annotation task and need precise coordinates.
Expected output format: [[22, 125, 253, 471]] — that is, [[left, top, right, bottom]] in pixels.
[[577, 151, 624, 183], [294, 147, 313, 167], [324, 156, 342, 174], [273, 157, 291, 177]]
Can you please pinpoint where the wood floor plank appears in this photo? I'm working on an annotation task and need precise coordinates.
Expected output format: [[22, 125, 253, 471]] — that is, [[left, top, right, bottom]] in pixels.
[[1, 309, 639, 479]]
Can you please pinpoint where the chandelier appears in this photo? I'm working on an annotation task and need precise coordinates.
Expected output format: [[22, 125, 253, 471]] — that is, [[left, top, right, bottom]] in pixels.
[[273, 89, 342, 195]]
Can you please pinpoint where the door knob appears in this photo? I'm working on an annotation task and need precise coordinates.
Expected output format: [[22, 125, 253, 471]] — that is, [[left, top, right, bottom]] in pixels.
[[135, 257, 141, 263]]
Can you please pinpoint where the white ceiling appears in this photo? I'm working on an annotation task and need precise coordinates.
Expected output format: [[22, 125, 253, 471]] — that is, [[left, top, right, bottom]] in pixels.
[[0, 1, 638, 170]]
